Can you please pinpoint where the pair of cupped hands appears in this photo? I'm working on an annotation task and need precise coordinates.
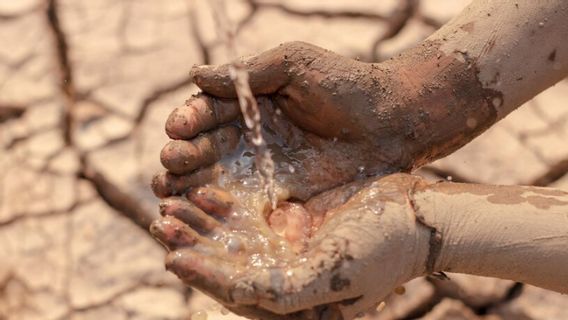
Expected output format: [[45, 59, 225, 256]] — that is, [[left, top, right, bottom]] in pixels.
[[151, 42, 428, 320]]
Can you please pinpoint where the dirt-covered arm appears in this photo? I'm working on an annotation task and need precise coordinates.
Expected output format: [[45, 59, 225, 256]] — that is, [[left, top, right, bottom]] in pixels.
[[434, 0, 568, 118], [152, 173, 568, 319], [413, 181, 568, 294], [375, 0, 568, 168], [155, 1, 568, 201]]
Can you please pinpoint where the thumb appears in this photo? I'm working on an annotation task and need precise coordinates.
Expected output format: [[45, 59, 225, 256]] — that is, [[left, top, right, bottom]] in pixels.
[[190, 44, 293, 98]]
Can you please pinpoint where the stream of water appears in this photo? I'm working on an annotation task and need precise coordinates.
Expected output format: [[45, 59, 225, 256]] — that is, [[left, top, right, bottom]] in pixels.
[[210, 0, 278, 210]]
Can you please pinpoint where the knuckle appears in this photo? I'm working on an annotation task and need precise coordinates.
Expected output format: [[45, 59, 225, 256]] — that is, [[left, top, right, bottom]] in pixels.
[[281, 40, 309, 50], [279, 41, 324, 57]]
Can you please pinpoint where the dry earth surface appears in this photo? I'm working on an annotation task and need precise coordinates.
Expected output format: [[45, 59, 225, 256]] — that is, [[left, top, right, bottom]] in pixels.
[[1, 0, 567, 319]]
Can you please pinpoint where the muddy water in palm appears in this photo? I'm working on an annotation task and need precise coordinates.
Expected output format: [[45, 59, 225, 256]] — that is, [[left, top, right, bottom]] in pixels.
[[209, 133, 299, 269], [202, 97, 325, 271]]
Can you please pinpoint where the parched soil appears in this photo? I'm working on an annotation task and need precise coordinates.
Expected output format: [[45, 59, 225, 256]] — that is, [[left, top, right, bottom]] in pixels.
[[1, 0, 568, 319]]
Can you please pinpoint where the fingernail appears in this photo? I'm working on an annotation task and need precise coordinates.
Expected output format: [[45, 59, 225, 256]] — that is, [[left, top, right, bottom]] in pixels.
[[190, 65, 210, 79]]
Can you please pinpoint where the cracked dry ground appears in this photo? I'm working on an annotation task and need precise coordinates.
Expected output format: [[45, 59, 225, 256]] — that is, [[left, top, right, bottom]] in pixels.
[[1, 0, 567, 319]]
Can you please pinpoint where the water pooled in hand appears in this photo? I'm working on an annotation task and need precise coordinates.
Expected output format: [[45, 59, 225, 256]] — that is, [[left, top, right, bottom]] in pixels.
[[198, 1, 326, 271], [191, 310, 208, 320], [204, 127, 303, 269]]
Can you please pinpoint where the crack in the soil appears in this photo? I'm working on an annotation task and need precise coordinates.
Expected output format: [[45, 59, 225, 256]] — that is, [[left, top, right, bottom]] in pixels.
[[246, 0, 388, 21], [474, 282, 524, 315], [44, 0, 158, 235], [0, 197, 94, 228], [530, 158, 568, 186], [189, 5, 211, 65], [369, 0, 418, 62], [77, 155, 155, 231], [422, 278, 525, 318], [421, 154, 568, 188], [46, 0, 74, 146], [0, 104, 26, 123], [244, 0, 439, 62], [54, 280, 171, 320], [134, 77, 194, 132]]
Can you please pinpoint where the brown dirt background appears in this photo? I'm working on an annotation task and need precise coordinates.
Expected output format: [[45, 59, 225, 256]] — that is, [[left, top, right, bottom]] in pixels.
[[1, 0, 567, 319]]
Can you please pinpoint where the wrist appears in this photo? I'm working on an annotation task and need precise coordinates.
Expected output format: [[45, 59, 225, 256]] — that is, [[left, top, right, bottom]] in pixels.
[[414, 181, 568, 293], [382, 42, 498, 169]]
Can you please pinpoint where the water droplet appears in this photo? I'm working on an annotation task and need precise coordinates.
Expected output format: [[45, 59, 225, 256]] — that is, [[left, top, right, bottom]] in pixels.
[[191, 310, 208, 320], [538, 21, 545, 27], [288, 164, 295, 173], [371, 205, 383, 215], [252, 135, 263, 146], [358, 166, 365, 173], [226, 236, 244, 253], [492, 97, 502, 108], [446, 176, 453, 181], [466, 117, 477, 129]]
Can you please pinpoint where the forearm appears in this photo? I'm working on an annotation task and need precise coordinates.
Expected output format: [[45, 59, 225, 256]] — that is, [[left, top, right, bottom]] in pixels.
[[434, 0, 568, 116], [413, 182, 568, 293], [375, 0, 568, 169]]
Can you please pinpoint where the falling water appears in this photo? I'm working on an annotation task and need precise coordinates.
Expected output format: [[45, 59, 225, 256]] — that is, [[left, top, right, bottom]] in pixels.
[[210, 0, 277, 209]]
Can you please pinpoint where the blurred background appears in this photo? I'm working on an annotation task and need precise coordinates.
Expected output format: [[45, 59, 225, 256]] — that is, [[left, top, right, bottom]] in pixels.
[[1, 0, 567, 319]]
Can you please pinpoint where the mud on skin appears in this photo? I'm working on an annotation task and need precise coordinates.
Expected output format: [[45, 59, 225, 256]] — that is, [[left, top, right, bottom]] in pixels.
[[150, 40, 509, 318], [155, 41, 504, 202], [150, 171, 410, 319], [152, 124, 435, 318]]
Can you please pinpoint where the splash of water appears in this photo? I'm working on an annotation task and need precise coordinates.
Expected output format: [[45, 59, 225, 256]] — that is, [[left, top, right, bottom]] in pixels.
[[210, 0, 277, 210]]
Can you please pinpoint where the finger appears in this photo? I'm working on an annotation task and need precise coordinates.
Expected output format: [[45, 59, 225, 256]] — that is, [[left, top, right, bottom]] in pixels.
[[166, 94, 240, 140], [190, 45, 292, 98], [150, 216, 201, 250], [166, 249, 238, 303], [151, 163, 226, 198], [150, 216, 223, 252], [160, 126, 240, 175], [159, 197, 223, 232], [188, 186, 236, 217]]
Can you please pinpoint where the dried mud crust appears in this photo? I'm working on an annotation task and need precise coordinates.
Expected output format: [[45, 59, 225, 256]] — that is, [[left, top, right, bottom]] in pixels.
[[2, 0, 568, 320]]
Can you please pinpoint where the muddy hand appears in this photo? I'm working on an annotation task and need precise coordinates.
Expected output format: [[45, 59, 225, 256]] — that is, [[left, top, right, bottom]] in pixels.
[[150, 174, 431, 320], [154, 41, 419, 201]]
